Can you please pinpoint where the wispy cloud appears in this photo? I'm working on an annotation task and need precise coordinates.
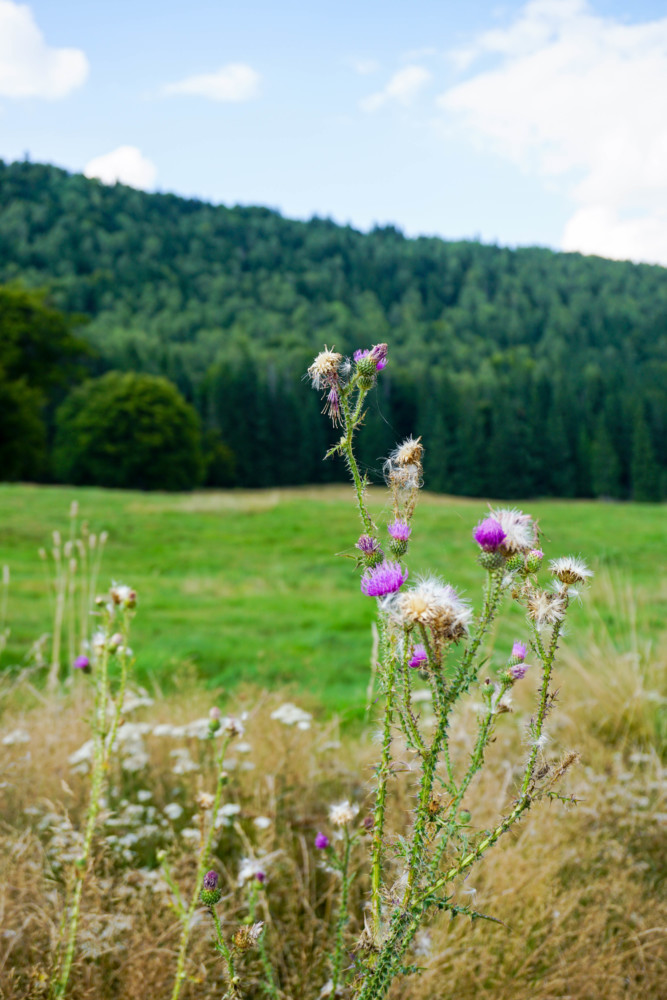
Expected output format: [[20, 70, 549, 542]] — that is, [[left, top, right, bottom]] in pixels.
[[84, 146, 157, 190], [350, 57, 380, 76], [0, 0, 88, 99], [162, 63, 261, 102], [438, 0, 667, 264], [360, 65, 432, 113]]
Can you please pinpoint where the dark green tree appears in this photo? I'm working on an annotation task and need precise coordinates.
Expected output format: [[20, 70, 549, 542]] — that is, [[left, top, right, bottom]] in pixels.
[[631, 408, 661, 502], [54, 372, 204, 490], [590, 418, 621, 498], [0, 371, 46, 480]]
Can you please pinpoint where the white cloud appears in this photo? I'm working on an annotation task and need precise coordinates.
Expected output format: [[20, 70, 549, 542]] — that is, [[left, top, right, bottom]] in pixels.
[[162, 63, 261, 102], [351, 57, 380, 76], [438, 0, 667, 265], [84, 147, 157, 190], [0, 0, 88, 98], [360, 65, 432, 113]]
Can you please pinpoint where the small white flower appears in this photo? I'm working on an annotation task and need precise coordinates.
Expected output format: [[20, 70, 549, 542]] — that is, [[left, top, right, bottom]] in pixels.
[[2, 727, 30, 746], [270, 703, 312, 727], [328, 800, 359, 827], [253, 816, 272, 830], [180, 827, 200, 842]]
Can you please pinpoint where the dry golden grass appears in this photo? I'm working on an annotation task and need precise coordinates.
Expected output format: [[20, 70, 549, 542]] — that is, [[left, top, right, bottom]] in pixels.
[[0, 635, 665, 1000]]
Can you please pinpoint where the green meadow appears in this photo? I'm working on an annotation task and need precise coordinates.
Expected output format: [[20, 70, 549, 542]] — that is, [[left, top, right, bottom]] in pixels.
[[0, 483, 664, 713]]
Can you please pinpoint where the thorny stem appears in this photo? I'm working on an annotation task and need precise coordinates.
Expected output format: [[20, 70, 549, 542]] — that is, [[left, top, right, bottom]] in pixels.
[[170, 735, 232, 1000], [370, 625, 396, 939], [332, 829, 353, 994], [51, 617, 118, 999], [340, 389, 374, 537], [248, 881, 280, 999], [520, 610, 567, 799], [210, 906, 238, 998]]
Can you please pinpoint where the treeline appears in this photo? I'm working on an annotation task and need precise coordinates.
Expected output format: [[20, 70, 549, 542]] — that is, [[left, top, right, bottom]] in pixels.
[[0, 159, 666, 499]]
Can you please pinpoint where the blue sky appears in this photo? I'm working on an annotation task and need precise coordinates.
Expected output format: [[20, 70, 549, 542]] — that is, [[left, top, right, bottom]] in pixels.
[[2, 1, 667, 263]]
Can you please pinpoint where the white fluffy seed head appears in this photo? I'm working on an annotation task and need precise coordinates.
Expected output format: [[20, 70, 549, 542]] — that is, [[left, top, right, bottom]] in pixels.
[[307, 347, 342, 388], [489, 507, 537, 553], [549, 556, 593, 586]]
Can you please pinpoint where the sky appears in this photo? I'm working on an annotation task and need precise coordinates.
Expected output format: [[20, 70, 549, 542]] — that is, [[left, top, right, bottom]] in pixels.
[[2, 0, 667, 264]]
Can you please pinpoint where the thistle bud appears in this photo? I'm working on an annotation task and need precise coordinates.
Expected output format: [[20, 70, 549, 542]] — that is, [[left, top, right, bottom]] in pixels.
[[73, 655, 91, 674], [208, 706, 221, 735], [478, 550, 504, 571], [200, 870, 222, 907], [504, 552, 524, 572], [459, 810, 471, 824], [525, 548, 544, 574], [233, 922, 264, 953]]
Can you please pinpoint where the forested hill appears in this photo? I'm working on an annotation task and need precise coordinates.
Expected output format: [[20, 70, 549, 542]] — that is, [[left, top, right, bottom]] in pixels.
[[1, 158, 666, 500]]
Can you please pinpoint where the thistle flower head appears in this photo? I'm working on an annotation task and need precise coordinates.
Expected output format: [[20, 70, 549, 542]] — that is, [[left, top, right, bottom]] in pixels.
[[238, 857, 267, 885], [408, 644, 428, 670], [549, 556, 593, 586], [329, 800, 359, 826], [200, 869, 222, 906], [356, 534, 382, 556], [510, 663, 528, 680], [527, 589, 567, 626], [324, 386, 341, 425], [354, 343, 388, 372], [224, 715, 245, 738], [511, 641, 527, 661], [315, 831, 330, 849], [388, 520, 411, 542], [394, 577, 472, 642], [233, 922, 264, 953], [389, 436, 423, 468], [110, 583, 137, 608], [489, 507, 537, 553], [73, 654, 91, 674], [360, 560, 408, 597], [473, 516, 506, 552], [196, 791, 215, 810], [307, 346, 342, 389]]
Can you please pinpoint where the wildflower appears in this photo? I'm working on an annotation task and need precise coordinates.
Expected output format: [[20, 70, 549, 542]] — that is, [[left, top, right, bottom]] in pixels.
[[196, 791, 215, 810], [208, 706, 221, 734], [389, 436, 423, 468], [549, 556, 593, 586], [354, 343, 388, 372], [325, 386, 341, 424], [489, 507, 537, 553], [527, 589, 567, 626], [394, 577, 472, 643], [233, 922, 264, 952], [110, 583, 137, 608], [315, 831, 330, 849], [209, 706, 221, 720], [329, 800, 359, 826], [164, 803, 184, 821], [270, 702, 312, 727], [408, 644, 428, 670], [361, 560, 408, 597], [388, 520, 411, 542], [224, 716, 245, 738], [511, 641, 527, 661], [307, 347, 342, 389], [238, 857, 267, 885], [73, 654, 91, 674], [510, 663, 528, 680], [200, 870, 222, 907], [473, 517, 506, 552], [253, 816, 272, 830], [356, 534, 383, 564]]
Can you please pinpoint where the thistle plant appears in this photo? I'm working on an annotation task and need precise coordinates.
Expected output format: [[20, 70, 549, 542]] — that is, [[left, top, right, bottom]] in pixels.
[[49, 582, 137, 999], [163, 712, 243, 1000], [306, 344, 592, 1000]]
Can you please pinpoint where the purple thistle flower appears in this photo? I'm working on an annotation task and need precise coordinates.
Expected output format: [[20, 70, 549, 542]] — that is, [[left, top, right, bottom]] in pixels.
[[254, 870, 266, 884], [73, 654, 91, 674], [315, 831, 330, 850], [408, 644, 428, 670], [473, 517, 507, 552], [203, 870, 219, 890], [388, 520, 411, 542], [354, 348, 370, 363], [325, 386, 341, 425], [510, 663, 527, 680], [360, 560, 408, 597], [369, 343, 388, 370], [356, 534, 381, 555], [511, 641, 527, 661]]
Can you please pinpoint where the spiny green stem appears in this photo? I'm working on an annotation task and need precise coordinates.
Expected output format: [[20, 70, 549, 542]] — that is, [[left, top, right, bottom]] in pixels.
[[370, 638, 395, 939], [332, 830, 353, 993], [340, 390, 374, 536]]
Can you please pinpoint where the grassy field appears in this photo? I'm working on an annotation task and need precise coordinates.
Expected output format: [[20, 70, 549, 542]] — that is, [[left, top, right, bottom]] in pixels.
[[0, 482, 665, 713]]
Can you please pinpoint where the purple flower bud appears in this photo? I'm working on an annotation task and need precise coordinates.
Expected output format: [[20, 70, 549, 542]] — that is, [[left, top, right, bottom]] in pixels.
[[510, 664, 527, 680], [209, 706, 221, 720], [353, 348, 369, 363], [315, 831, 330, 850], [511, 641, 527, 661], [203, 870, 219, 890], [473, 517, 507, 552], [388, 520, 411, 542], [360, 560, 408, 597], [73, 655, 91, 674], [356, 534, 381, 555], [408, 644, 428, 670], [254, 870, 266, 884]]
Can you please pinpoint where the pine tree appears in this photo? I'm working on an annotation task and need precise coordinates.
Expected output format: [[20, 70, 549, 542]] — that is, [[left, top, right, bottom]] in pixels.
[[590, 418, 622, 498], [631, 408, 661, 501]]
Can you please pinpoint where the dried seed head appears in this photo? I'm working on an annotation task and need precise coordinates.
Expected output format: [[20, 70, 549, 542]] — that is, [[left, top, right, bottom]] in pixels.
[[526, 589, 567, 626], [233, 922, 264, 952], [489, 507, 537, 554], [329, 800, 359, 826], [390, 436, 423, 468], [549, 556, 593, 586], [307, 347, 342, 389]]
